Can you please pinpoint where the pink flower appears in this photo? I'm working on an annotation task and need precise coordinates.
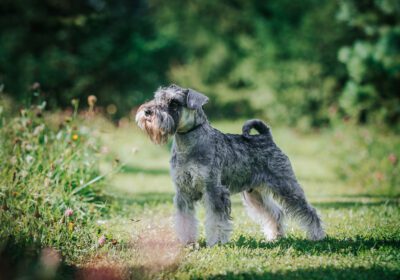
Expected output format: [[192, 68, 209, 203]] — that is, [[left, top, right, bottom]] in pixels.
[[98, 235, 106, 246], [64, 208, 74, 217], [388, 153, 397, 165]]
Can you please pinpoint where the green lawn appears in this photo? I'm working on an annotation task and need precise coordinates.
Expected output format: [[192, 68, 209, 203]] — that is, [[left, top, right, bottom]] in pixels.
[[96, 120, 400, 279]]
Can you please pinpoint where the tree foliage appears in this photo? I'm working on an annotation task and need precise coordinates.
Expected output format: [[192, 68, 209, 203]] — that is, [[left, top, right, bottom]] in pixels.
[[0, 0, 399, 128], [0, 0, 181, 113], [337, 0, 400, 125]]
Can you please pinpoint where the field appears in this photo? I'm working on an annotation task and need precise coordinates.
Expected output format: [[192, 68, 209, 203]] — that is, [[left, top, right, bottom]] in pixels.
[[1, 1, 399, 279], [101, 120, 400, 279], [1, 111, 399, 279]]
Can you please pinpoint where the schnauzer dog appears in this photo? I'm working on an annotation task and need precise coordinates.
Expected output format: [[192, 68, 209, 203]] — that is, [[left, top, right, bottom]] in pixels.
[[136, 84, 325, 246]]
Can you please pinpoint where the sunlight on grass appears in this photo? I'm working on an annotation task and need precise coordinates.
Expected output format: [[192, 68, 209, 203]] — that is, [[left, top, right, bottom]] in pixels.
[[1, 110, 398, 279], [96, 120, 399, 279]]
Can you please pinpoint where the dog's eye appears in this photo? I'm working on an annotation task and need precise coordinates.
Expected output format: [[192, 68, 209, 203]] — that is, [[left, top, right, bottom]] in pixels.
[[169, 101, 180, 110]]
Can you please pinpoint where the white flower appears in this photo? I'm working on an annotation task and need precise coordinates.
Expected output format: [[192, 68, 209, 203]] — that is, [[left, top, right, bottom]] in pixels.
[[26, 155, 34, 164]]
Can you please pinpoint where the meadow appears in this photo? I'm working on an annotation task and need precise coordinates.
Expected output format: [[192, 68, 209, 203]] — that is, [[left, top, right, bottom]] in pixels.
[[1, 1, 399, 279], [1, 103, 399, 279]]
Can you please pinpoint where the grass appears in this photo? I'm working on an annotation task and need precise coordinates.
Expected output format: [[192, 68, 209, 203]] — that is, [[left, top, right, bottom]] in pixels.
[[0, 104, 399, 279], [99, 120, 400, 279]]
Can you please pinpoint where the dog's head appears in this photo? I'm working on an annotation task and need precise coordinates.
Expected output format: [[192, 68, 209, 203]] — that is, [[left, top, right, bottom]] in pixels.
[[135, 84, 209, 144]]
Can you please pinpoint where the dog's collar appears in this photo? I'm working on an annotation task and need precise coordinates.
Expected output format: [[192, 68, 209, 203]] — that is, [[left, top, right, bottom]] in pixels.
[[176, 123, 203, 135]]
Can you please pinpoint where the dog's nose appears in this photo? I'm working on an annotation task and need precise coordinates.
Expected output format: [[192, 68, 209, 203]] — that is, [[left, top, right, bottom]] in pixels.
[[144, 109, 153, 117]]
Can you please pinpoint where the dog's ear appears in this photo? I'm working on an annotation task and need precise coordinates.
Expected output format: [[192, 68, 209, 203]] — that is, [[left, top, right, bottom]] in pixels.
[[186, 88, 209, 110]]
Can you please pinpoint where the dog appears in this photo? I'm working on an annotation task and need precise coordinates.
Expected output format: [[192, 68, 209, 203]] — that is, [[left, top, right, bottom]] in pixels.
[[135, 84, 325, 246]]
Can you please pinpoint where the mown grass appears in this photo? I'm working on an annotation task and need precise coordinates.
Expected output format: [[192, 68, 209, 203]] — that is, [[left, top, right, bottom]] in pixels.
[[1, 102, 399, 279], [99, 120, 399, 279]]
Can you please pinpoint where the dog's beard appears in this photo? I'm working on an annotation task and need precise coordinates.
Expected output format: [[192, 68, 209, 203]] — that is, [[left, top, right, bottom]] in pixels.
[[136, 109, 175, 145]]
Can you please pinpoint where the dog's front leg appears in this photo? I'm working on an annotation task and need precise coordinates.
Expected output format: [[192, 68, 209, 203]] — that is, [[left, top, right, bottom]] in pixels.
[[174, 190, 198, 245], [204, 184, 233, 246]]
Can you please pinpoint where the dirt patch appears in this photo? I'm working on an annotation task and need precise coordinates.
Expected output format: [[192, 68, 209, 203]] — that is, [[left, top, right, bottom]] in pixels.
[[131, 219, 184, 278], [78, 217, 184, 279]]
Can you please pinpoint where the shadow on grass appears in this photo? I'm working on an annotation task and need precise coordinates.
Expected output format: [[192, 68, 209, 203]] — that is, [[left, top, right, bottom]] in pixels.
[[0, 241, 178, 280], [0, 239, 76, 280], [120, 165, 169, 176], [231, 235, 400, 256], [232, 197, 399, 209], [197, 266, 400, 280], [340, 193, 400, 199], [312, 199, 399, 209]]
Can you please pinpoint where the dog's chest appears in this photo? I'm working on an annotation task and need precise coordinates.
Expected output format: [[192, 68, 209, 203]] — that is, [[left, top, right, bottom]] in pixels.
[[170, 153, 208, 193]]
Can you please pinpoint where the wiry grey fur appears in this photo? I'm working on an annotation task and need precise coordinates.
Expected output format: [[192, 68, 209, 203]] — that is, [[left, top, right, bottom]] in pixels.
[[136, 84, 326, 246]]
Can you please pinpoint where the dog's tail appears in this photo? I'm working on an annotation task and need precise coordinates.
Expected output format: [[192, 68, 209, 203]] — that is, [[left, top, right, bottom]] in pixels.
[[242, 119, 271, 138]]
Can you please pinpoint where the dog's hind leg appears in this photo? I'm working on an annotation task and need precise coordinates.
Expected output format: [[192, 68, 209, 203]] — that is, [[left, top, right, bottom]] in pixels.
[[242, 189, 285, 241], [269, 178, 325, 241]]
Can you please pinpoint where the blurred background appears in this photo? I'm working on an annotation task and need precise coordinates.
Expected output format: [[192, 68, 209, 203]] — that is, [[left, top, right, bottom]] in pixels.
[[1, 1, 400, 278], [1, 0, 399, 128]]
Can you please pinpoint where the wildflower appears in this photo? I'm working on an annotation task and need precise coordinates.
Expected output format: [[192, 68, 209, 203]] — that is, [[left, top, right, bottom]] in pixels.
[[64, 208, 74, 217], [98, 235, 106, 246], [106, 104, 117, 115], [72, 134, 79, 141], [68, 222, 75, 232], [71, 98, 79, 107], [388, 153, 397, 165], [26, 155, 34, 164], [88, 95, 97, 107]]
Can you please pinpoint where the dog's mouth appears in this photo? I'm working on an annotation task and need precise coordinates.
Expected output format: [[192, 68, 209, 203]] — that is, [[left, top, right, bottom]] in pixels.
[[136, 106, 175, 145]]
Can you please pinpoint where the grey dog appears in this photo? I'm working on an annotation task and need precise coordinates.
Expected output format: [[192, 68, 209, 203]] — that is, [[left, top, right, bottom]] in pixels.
[[136, 84, 325, 246]]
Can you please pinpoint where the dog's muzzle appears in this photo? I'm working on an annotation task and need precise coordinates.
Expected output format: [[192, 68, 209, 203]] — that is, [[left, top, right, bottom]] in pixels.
[[136, 105, 175, 145]]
